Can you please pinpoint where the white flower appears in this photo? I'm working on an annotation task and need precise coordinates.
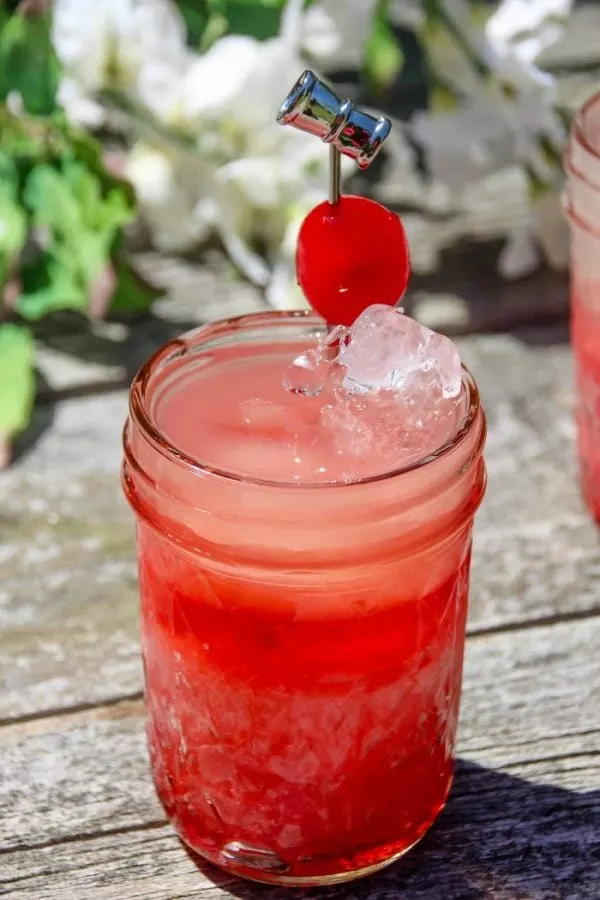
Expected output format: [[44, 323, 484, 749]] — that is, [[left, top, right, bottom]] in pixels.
[[55, 77, 106, 128], [125, 142, 210, 253], [499, 188, 569, 279], [265, 189, 330, 310], [486, 0, 573, 81], [412, 4, 568, 184], [302, 0, 378, 70], [176, 36, 263, 128], [121, 0, 352, 308], [409, 0, 573, 275], [498, 221, 540, 280], [412, 98, 516, 194], [54, 0, 574, 296], [52, 0, 190, 121], [530, 188, 570, 270], [389, 0, 423, 32]]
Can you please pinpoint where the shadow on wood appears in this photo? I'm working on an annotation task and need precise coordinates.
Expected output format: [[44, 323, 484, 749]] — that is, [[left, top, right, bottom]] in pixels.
[[182, 759, 600, 899], [32, 310, 202, 402]]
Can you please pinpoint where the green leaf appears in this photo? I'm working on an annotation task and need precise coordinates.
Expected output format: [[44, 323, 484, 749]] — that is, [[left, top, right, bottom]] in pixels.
[[16, 155, 136, 321], [181, 0, 317, 42], [175, 0, 210, 47], [0, 11, 59, 115], [0, 104, 147, 322], [200, 11, 229, 52], [109, 255, 163, 316], [24, 163, 83, 236], [364, 1, 404, 94], [0, 152, 27, 285], [17, 254, 86, 320], [221, 1, 282, 40], [0, 323, 36, 438]]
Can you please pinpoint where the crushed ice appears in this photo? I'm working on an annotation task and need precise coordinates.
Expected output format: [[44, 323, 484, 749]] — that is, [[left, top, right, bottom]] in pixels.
[[282, 305, 464, 473], [234, 305, 464, 481]]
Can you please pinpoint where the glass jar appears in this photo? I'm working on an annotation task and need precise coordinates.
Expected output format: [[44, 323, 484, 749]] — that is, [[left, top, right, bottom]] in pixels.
[[565, 92, 600, 523], [122, 311, 487, 886]]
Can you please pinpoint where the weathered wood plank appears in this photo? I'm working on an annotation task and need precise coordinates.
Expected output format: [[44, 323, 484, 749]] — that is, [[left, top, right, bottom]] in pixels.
[[1, 755, 599, 900], [0, 561, 141, 721], [1, 617, 598, 858], [2, 337, 599, 720], [2, 759, 599, 900], [1, 616, 598, 897]]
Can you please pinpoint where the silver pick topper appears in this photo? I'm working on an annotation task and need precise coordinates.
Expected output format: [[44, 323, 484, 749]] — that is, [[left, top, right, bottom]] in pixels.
[[277, 70, 392, 204]]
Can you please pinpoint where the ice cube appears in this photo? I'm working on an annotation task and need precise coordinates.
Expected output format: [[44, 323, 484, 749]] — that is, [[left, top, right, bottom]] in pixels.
[[338, 304, 462, 400], [282, 325, 347, 396], [420, 332, 462, 400]]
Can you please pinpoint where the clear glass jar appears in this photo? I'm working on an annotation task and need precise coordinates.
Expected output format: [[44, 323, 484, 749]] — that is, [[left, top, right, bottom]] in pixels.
[[565, 92, 600, 522], [122, 311, 487, 886]]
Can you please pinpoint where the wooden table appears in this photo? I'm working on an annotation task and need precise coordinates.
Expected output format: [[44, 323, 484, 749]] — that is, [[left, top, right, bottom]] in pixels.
[[1, 304, 599, 899]]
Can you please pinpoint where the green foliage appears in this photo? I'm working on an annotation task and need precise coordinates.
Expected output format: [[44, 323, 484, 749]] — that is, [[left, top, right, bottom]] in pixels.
[[0, 7, 59, 115], [0, 109, 146, 323], [0, 323, 35, 440], [176, 0, 210, 46], [109, 254, 162, 316], [364, 1, 404, 96], [217, 0, 286, 41], [176, 0, 316, 47], [0, 154, 27, 286], [18, 158, 134, 320], [0, 8, 160, 453]]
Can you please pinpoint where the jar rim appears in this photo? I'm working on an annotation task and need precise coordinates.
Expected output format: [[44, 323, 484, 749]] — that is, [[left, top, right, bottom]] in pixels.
[[572, 92, 600, 163], [128, 310, 484, 491]]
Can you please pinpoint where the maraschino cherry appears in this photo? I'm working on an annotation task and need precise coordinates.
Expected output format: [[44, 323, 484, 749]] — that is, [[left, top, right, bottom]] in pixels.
[[277, 70, 411, 326], [296, 195, 410, 327]]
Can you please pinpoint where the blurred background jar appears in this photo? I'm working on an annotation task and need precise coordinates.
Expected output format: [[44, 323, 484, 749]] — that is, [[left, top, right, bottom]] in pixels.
[[565, 91, 600, 524]]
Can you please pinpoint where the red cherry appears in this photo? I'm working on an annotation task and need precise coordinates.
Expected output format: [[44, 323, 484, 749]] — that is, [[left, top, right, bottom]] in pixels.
[[296, 195, 410, 327]]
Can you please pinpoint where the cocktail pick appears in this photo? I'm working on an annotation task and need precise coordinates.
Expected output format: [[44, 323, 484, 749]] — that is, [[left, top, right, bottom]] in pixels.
[[277, 71, 410, 327]]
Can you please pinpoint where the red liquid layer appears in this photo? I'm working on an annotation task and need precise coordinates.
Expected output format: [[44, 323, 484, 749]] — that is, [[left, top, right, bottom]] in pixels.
[[138, 524, 472, 884], [573, 302, 600, 523]]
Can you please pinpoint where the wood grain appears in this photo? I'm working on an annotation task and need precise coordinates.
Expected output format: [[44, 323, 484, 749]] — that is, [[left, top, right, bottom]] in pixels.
[[1, 751, 599, 900]]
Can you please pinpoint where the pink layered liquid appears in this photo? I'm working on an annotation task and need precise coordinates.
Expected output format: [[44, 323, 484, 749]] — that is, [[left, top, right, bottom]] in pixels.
[[155, 343, 464, 484], [124, 320, 486, 885]]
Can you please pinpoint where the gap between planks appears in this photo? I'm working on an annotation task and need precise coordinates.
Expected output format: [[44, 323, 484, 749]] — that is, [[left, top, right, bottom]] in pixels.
[[0, 821, 168, 859]]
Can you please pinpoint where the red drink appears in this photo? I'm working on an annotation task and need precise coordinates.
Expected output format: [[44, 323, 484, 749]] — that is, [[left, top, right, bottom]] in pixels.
[[566, 93, 600, 522], [123, 311, 486, 885]]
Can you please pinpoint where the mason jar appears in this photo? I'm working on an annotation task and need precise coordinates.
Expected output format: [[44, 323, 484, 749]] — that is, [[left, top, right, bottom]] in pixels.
[[122, 310, 487, 886]]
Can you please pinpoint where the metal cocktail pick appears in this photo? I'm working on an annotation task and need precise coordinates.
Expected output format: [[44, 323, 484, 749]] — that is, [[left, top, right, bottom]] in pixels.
[[277, 70, 392, 205]]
